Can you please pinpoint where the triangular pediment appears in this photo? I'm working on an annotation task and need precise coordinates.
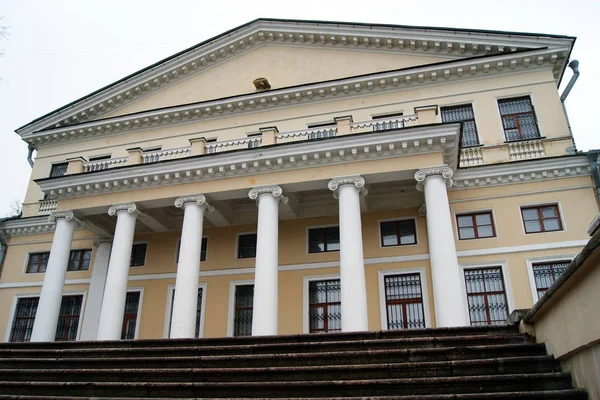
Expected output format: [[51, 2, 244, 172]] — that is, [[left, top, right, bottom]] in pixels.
[[17, 18, 574, 136]]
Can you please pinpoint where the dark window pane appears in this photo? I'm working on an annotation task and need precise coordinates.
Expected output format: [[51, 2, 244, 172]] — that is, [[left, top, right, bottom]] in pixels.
[[176, 237, 208, 263], [441, 104, 479, 147], [238, 234, 257, 258], [168, 287, 204, 338], [498, 97, 540, 141], [130, 243, 147, 267], [309, 279, 341, 333], [10, 298, 39, 342], [55, 295, 83, 341], [27, 252, 50, 273], [380, 220, 416, 247], [50, 163, 68, 178], [234, 285, 254, 336], [308, 227, 340, 253], [121, 292, 141, 339]]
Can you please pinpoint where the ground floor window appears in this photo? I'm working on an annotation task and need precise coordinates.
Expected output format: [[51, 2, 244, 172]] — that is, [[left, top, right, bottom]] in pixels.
[[464, 267, 509, 326], [309, 279, 341, 333], [168, 287, 203, 338], [54, 295, 84, 341], [233, 285, 254, 337], [384, 273, 426, 329], [532, 261, 570, 299], [121, 291, 141, 339]]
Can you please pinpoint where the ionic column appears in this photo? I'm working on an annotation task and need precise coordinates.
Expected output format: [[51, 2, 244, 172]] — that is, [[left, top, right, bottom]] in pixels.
[[96, 203, 138, 340], [79, 237, 112, 341], [31, 211, 83, 342], [415, 166, 470, 327], [328, 175, 369, 332], [170, 195, 212, 338], [249, 185, 286, 336]]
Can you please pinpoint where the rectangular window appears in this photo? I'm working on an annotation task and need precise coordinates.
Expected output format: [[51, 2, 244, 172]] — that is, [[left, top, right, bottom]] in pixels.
[[532, 261, 570, 299], [237, 234, 257, 259], [121, 291, 141, 340], [441, 104, 479, 147], [9, 297, 38, 342], [168, 287, 203, 338], [456, 212, 496, 240], [373, 112, 404, 131], [464, 267, 509, 326], [521, 205, 563, 234], [49, 163, 68, 178], [308, 226, 340, 253], [175, 237, 208, 263], [130, 243, 147, 267], [67, 249, 92, 271], [384, 274, 426, 330], [498, 96, 540, 141], [54, 295, 83, 341], [380, 220, 417, 247], [26, 252, 50, 273], [233, 285, 254, 337], [309, 279, 341, 333]]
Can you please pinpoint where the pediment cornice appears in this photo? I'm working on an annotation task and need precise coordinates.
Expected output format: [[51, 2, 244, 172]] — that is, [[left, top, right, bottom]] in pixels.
[[23, 47, 566, 147], [17, 19, 574, 137]]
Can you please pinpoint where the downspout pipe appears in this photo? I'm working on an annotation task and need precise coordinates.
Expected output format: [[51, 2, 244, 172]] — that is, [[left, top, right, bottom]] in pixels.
[[0, 213, 22, 279], [560, 60, 580, 145], [586, 151, 600, 204], [26, 145, 35, 168]]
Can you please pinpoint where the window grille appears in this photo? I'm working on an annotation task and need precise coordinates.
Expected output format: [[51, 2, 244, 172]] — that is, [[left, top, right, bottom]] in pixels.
[[308, 226, 340, 253], [456, 212, 496, 240], [464, 267, 509, 326], [168, 287, 203, 338], [521, 205, 562, 234], [50, 163, 68, 178], [498, 96, 540, 141], [9, 298, 39, 342], [308, 128, 336, 140], [532, 261, 569, 299], [441, 105, 479, 147], [233, 285, 254, 337], [55, 295, 83, 341], [384, 274, 426, 330], [130, 243, 147, 267], [309, 279, 341, 333], [380, 220, 417, 247], [121, 292, 141, 339]]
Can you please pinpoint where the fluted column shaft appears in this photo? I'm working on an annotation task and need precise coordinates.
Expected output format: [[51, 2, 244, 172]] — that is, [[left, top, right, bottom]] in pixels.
[[80, 238, 112, 340], [31, 211, 82, 342], [329, 176, 369, 332], [97, 203, 138, 340]]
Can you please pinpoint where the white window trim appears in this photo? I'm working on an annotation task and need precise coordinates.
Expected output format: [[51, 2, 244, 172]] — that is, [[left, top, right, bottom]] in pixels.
[[518, 201, 567, 235], [302, 273, 341, 334], [453, 208, 499, 242], [227, 279, 254, 337], [377, 217, 419, 248], [4, 289, 88, 343], [459, 261, 515, 324], [305, 223, 340, 255], [162, 282, 208, 338], [235, 232, 257, 260], [130, 241, 149, 268], [525, 255, 575, 303], [125, 287, 144, 340], [174, 236, 209, 264], [377, 267, 432, 330], [22, 247, 94, 275]]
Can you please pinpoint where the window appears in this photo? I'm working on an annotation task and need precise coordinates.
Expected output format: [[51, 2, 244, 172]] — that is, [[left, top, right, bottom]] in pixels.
[[168, 287, 203, 338], [121, 291, 141, 339], [307, 121, 336, 140], [384, 274, 426, 330], [372, 112, 404, 131], [10, 295, 83, 342], [380, 220, 417, 247], [464, 267, 509, 326], [441, 104, 479, 147], [67, 249, 92, 271], [456, 212, 496, 240], [237, 234, 257, 259], [498, 96, 540, 141], [88, 155, 111, 161], [26, 252, 50, 273], [49, 162, 68, 178], [130, 243, 147, 267], [521, 205, 563, 234], [233, 285, 254, 337], [247, 134, 262, 149], [308, 226, 340, 253], [309, 279, 341, 333], [532, 261, 570, 299], [175, 237, 208, 263]]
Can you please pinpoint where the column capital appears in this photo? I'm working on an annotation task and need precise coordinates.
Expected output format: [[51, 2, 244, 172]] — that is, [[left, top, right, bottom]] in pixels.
[[248, 185, 288, 204], [93, 237, 113, 247], [328, 175, 368, 198], [48, 210, 84, 227], [415, 166, 454, 191], [174, 195, 214, 212], [108, 202, 138, 217]]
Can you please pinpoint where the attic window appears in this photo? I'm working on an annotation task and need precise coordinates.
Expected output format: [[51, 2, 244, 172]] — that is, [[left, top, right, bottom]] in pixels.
[[253, 78, 271, 91]]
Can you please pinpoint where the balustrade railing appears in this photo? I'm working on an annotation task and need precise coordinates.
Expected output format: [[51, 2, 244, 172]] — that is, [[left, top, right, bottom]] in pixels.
[[83, 157, 127, 172], [351, 115, 418, 133], [142, 147, 191, 163], [275, 127, 337, 144], [39, 199, 58, 215], [459, 147, 484, 167], [508, 139, 546, 160], [205, 137, 262, 154]]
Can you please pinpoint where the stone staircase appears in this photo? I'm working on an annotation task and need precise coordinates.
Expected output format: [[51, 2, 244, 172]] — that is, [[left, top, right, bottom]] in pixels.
[[0, 325, 587, 399]]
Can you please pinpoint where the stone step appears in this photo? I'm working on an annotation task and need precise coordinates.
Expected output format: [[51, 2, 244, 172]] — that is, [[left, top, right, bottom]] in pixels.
[[0, 343, 548, 369], [0, 356, 560, 382], [0, 373, 575, 397], [0, 334, 530, 359]]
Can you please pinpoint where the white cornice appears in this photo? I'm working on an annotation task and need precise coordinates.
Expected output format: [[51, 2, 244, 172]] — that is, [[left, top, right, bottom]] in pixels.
[[18, 19, 573, 136], [0, 216, 56, 238], [36, 125, 460, 200], [452, 156, 591, 189], [23, 47, 566, 147]]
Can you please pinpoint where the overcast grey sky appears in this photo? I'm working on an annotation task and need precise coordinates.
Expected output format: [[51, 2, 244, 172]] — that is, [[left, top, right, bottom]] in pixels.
[[0, 0, 598, 216]]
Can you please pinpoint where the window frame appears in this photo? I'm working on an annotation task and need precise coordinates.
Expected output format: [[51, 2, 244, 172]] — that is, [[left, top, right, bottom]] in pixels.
[[67, 248, 93, 271], [440, 103, 480, 147], [54, 294, 85, 342], [49, 162, 68, 178], [120, 288, 144, 340], [129, 242, 148, 267], [526, 255, 575, 302], [303, 274, 340, 334], [520, 203, 565, 234], [175, 237, 209, 264], [455, 211, 497, 240], [163, 282, 208, 338], [236, 232, 258, 259], [24, 251, 50, 274], [307, 278, 342, 334], [227, 279, 254, 337], [306, 224, 341, 254], [497, 95, 541, 142], [24, 248, 93, 274], [378, 217, 418, 248]]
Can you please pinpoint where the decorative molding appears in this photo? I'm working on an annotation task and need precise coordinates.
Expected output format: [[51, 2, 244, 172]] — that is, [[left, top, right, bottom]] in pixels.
[[93, 237, 113, 247], [415, 166, 454, 191], [248, 185, 288, 204], [328, 175, 368, 198], [108, 202, 138, 217], [174, 194, 214, 212], [48, 210, 85, 227], [418, 203, 427, 217]]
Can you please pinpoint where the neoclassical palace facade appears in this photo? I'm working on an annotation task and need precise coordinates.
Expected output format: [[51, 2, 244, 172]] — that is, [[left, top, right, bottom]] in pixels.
[[0, 19, 595, 342]]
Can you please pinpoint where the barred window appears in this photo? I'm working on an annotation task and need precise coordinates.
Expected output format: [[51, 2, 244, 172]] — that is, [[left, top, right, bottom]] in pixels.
[[532, 261, 569, 299], [380, 220, 417, 247], [233, 285, 254, 337], [26, 252, 50, 273], [168, 287, 203, 338], [456, 212, 496, 240], [521, 205, 563, 234], [9, 298, 39, 342], [238, 234, 257, 259], [50, 163, 68, 178], [384, 273, 426, 330], [55, 295, 83, 341], [309, 279, 341, 333], [121, 291, 141, 339], [441, 104, 479, 147], [464, 267, 509, 326], [308, 226, 340, 253], [130, 243, 147, 267], [175, 237, 208, 263], [498, 96, 540, 141], [67, 249, 92, 271]]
